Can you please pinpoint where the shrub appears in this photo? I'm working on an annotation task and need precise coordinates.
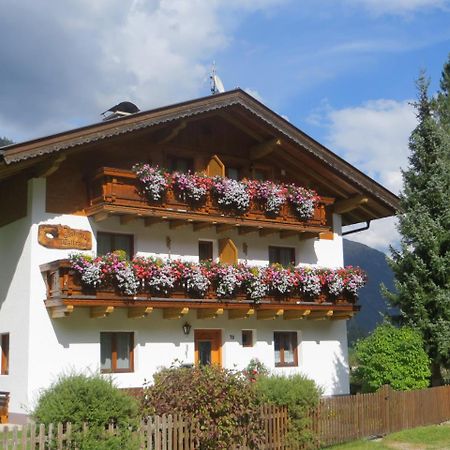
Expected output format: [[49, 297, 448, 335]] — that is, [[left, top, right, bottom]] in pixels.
[[33, 372, 139, 449], [141, 364, 264, 449], [353, 324, 431, 392], [243, 358, 269, 382], [255, 374, 321, 449]]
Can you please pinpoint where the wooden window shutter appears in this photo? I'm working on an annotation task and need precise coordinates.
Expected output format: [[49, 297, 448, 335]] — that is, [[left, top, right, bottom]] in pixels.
[[219, 238, 238, 265], [206, 155, 225, 177]]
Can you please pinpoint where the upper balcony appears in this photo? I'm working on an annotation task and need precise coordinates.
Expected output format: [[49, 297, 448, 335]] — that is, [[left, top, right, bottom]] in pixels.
[[85, 166, 334, 237]]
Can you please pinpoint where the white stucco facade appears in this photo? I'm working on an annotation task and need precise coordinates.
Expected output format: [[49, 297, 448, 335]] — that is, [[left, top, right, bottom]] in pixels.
[[0, 178, 350, 423]]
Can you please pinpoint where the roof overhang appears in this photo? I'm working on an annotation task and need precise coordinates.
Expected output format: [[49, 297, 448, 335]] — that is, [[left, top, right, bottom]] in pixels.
[[0, 89, 399, 225]]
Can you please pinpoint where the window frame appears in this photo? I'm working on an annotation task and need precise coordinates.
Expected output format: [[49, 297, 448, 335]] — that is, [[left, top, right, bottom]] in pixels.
[[274, 331, 298, 368], [1, 334, 9, 375], [198, 240, 214, 262], [269, 246, 296, 267], [241, 330, 254, 348], [97, 232, 134, 258], [100, 332, 134, 374]]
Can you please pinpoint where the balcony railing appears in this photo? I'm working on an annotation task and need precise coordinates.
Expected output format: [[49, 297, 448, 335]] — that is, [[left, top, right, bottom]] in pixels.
[[40, 259, 359, 320], [85, 167, 334, 234]]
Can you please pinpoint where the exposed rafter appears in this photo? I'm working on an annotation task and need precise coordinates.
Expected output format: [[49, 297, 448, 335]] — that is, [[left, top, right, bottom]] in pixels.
[[249, 138, 282, 160], [333, 195, 369, 214]]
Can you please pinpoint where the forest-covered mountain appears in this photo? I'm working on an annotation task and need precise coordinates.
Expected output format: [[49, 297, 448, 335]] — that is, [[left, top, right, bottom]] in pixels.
[[343, 239, 397, 345]]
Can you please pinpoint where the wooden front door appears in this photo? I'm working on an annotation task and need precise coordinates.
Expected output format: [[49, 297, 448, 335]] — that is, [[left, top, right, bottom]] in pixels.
[[194, 329, 222, 366]]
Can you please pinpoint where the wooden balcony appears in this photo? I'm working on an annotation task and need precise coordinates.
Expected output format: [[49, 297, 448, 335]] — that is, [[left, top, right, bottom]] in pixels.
[[41, 260, 359, 320], [85, 167, 334, 236]]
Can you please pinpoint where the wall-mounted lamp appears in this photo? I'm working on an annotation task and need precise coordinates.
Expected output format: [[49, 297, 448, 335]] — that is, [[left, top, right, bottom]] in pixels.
[[182, 322, 192, 335]]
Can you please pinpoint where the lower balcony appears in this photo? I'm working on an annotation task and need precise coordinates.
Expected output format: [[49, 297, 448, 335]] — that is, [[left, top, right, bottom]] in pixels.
[[41, 259, 360, 321]]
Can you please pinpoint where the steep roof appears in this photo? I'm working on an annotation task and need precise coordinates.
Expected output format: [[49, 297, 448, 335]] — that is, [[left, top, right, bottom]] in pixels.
[[0, 89, 399, 224]]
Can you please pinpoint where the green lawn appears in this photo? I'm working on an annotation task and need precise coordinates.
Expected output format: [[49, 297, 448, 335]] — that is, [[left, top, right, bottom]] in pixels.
[[328, 423, 450, 449]]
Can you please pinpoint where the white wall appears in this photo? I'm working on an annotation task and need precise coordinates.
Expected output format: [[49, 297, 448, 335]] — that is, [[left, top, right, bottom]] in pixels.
[[0, 185, 33, 418], [2, 177, 349, 419]]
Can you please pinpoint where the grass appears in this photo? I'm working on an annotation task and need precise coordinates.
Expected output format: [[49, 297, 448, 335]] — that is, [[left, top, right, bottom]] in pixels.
[[328, 423, 450, 449]]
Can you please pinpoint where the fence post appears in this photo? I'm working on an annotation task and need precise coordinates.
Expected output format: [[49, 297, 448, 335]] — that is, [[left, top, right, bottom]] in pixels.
[[379, 385, 390, 435]]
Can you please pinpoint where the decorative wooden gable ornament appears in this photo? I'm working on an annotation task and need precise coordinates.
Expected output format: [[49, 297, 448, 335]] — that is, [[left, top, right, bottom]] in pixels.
[[206, 155, 225, 177], [219, 238, 238, 265]]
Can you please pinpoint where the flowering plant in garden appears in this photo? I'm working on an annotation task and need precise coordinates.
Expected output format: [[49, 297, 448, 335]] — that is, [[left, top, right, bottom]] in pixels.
[[172, 171, 212, 204], [133, 163, 171, 202], [287, 185, 319, 219], [69, 253, 366, 300], [248, 180, 287, 216], [211, 177, 251, 213]]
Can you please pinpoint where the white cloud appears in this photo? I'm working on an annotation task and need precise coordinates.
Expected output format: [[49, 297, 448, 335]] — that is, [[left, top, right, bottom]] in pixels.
[[344, 0, 449, 15], [317, 98, 417, 252], [326, 99, 416, 193], [0, 0, 285, 141], [345, 217, 399, 254]]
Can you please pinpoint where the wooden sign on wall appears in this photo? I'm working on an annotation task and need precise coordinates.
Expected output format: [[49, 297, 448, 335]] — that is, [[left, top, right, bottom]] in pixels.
[[38, 224, 92, 250]]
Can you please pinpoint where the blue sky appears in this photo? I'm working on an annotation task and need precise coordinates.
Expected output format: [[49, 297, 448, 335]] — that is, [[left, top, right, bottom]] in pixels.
[[1, 0, 449, 251]]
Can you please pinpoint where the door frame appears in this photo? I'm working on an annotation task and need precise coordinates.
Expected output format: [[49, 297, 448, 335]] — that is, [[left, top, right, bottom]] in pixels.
[[194, 329, 222, 366]]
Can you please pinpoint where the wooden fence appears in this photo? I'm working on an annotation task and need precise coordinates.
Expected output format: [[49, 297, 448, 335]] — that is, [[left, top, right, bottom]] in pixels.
[[314, 384, 450, 447], [2, 385, 450, 449], [0, 405, 289, 449]]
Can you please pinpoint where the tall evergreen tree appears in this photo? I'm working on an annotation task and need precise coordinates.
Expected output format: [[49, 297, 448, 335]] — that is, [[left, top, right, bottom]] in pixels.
[[0, 137, 13, 147], [385, 70, 450, 385]]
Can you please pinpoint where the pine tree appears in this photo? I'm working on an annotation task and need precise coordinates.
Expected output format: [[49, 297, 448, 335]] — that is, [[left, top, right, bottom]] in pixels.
[[385, 70, 450, 385]]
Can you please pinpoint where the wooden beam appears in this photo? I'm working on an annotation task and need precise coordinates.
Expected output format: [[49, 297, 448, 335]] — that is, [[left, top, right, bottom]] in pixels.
[[35, 154, 67, 178], [283, 309, 311, 320], [307, 310, 334, 320], [197, 308, 224, 320], [120, 215, 136, 225], [217, 112, 265, 141], [50, 304, 74, 319], [216, 224, 235, 234], [334, 195, 369, 214], [238, 227, 255, 235], [128, 306, 153, 319], [94, 211, 109, 222], [145, 217, 163, 227], [228, 308, 255, 320], [259, 229, 277, 237], [90, 306, 114, 319], [193, 222, 212, 232], [279, 230, 298, 239], [330, 311, 354, 320], [158, 120, 187, 144], [257, 309, 284, 320], [169, 220, 188, 229], [299, 232, 318, 241], [163, 307, 189, 320], [250, 138, 282, 160]]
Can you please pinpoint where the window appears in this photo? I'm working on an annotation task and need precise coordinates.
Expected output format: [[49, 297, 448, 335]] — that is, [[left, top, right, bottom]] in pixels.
[[226, 167, 240, 181], [269, 246, 295, 267], [274, 332, 298, 367], [170, 157, 193, 173], [100, 332, 134, 373], [254, 169, 268, 181], [97, 232, 134, 258], [242, 330, 253, 348], [199, 241, 213, 262], [1, 334, 9, 375]]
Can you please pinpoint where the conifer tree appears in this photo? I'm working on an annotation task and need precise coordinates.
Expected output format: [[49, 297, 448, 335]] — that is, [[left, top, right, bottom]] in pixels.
[[385, 68, 450, 385]]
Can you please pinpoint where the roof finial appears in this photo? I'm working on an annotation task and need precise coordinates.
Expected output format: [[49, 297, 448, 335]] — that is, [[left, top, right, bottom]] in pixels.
[[210, 61, 225, 95]]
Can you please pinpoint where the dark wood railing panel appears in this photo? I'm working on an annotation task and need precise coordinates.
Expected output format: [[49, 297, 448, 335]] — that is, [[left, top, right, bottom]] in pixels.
[[87, 167, 334, 232]]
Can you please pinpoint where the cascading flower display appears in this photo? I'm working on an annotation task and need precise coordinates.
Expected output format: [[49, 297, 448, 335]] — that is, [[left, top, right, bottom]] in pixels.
[[181, 263, 211, 297], [132, 163, 171, 202], [248, 180, 287, 216], [287, 185, 319, 220], [172, 171, 212, 204], [69, 253, 366, 301], [133, 162, 320, 220], [211, 177, 251, 213]]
